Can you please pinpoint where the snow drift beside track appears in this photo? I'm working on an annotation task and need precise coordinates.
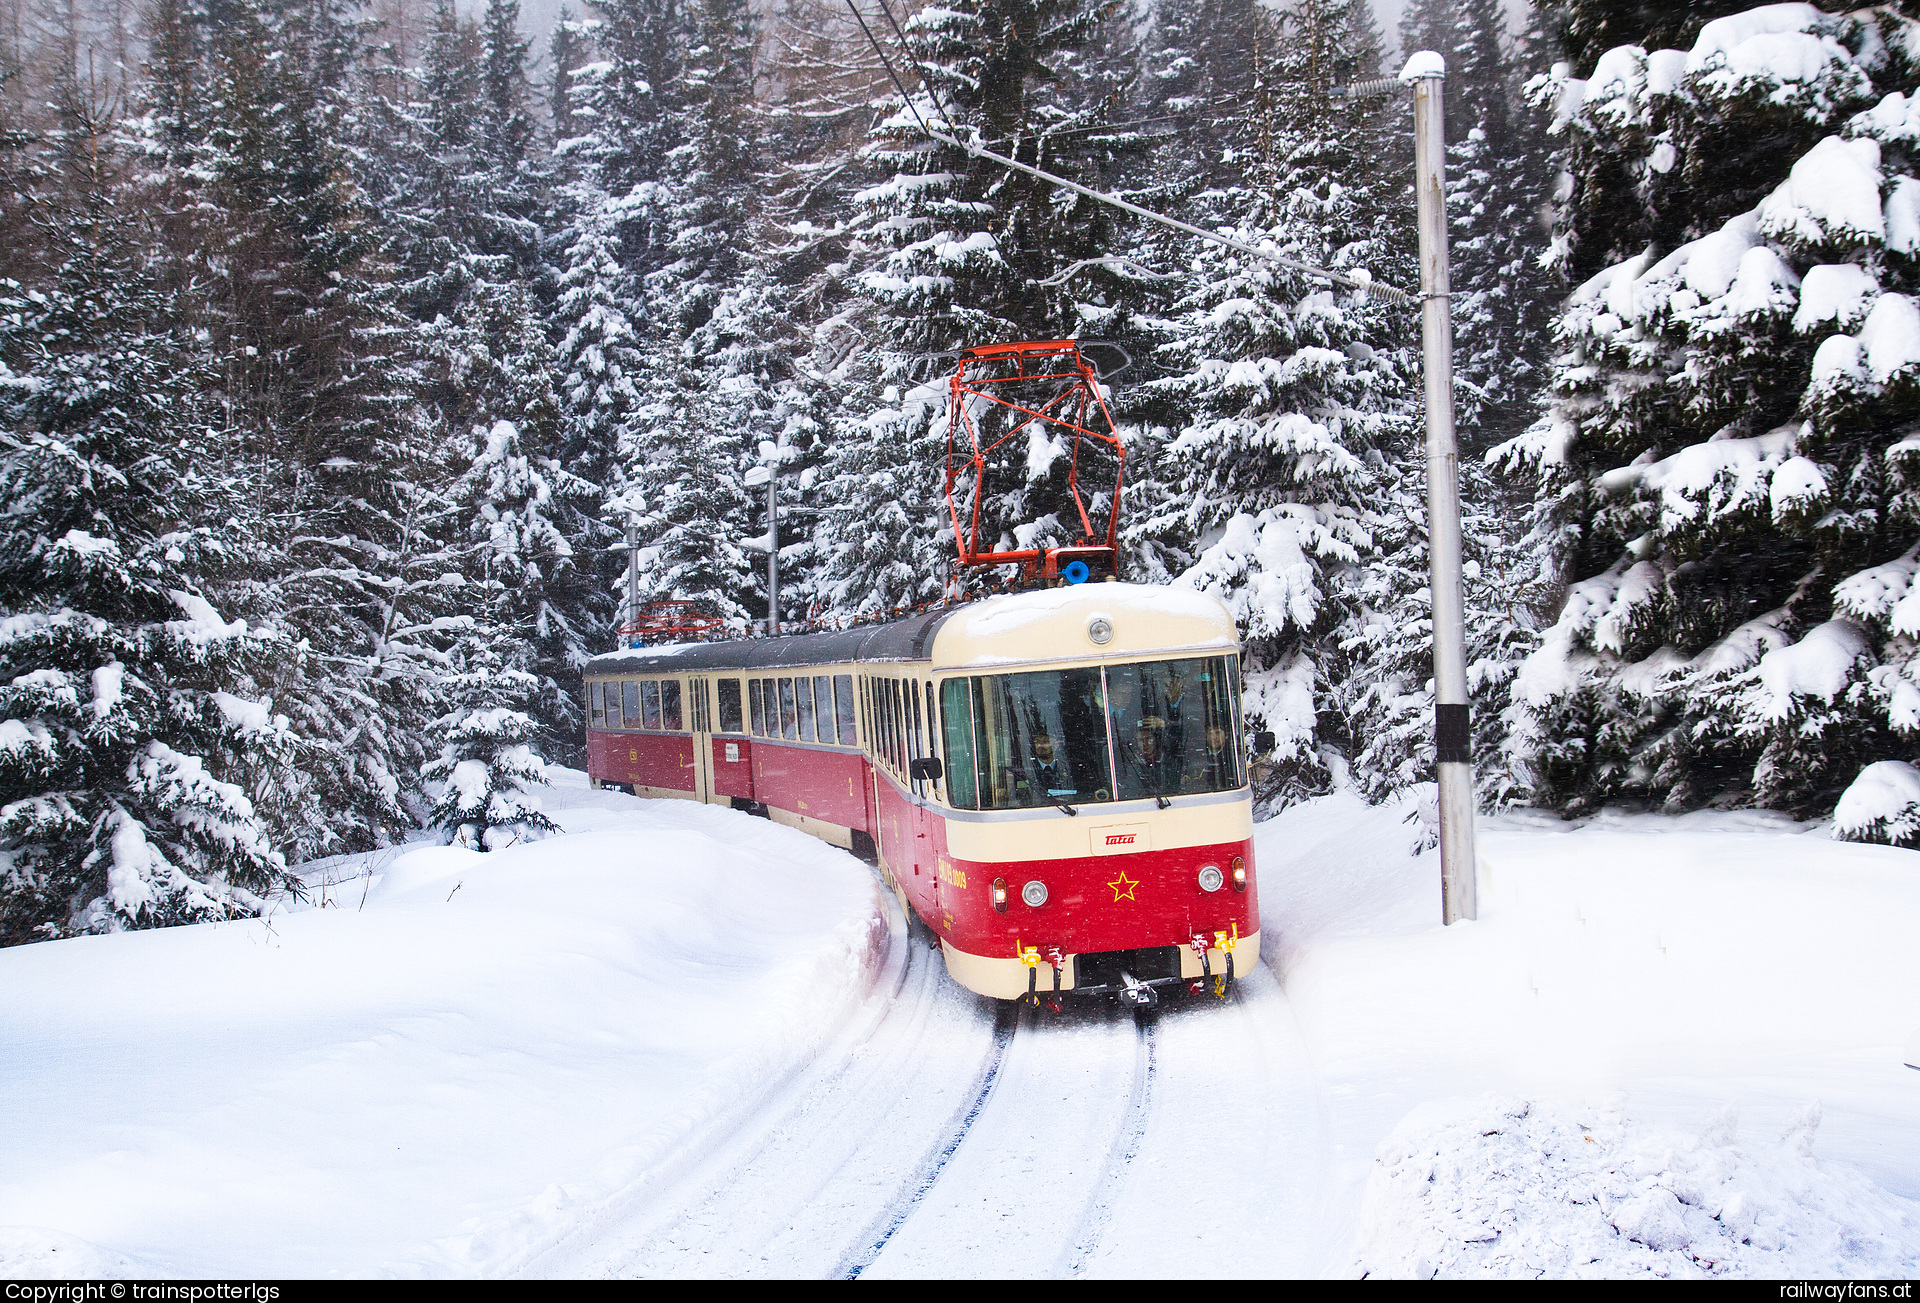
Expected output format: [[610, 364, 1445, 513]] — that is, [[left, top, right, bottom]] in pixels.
[[1351, 1096, 1919, 1278], [1256, 792, 1920, 1277], [0, 777, 882, 1279]]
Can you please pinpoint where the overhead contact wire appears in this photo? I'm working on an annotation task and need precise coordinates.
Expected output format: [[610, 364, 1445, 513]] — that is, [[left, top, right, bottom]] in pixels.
[[842, 0, 1415, 305]]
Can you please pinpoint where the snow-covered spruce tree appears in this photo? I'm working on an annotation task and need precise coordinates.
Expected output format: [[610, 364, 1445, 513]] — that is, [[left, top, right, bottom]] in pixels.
[[549, 0, 687, 633], [1399, 0, 1558, 453], [376, 0, 604, 763], [1544, 0, 1773, 77], [610, 0, 784, 630], [122, 0, 454, 862], [422, 652, 556, 851], [447, 417, 600, 761], [0, 117, 293, 942], [811, 0, 1134, 619], [1126, 0, 1428, 802], [1504, 3, 1920, 826], [1138, 0, 1262, 195]]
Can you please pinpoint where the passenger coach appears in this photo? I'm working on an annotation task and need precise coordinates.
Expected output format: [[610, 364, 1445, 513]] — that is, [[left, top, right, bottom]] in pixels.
[[583, 583, 1259, 1005]]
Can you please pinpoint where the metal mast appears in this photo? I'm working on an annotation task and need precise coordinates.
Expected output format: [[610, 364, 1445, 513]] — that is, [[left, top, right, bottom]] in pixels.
[[767, 464, 780, 637], [625, 520, 640, 650], [1405, 52, 1478, 924]]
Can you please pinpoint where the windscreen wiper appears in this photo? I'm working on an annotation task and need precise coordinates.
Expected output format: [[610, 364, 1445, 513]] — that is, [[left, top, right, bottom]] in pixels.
[[1049, 796, 1078, 816]]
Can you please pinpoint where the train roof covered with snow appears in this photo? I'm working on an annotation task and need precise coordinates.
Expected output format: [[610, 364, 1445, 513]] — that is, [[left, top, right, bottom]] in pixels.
[[583, 582, 1241, 676]]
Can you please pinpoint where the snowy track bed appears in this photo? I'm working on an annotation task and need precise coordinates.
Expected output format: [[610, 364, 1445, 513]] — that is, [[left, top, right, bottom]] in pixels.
[[855, 995, 1155, 1278], [525, 904, 1002, 1278], [551, 927, 1337, 1279]]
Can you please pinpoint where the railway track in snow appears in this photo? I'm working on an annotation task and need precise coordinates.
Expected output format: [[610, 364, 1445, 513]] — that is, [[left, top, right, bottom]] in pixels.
[[851, 975, 1162, 1279], [834, 995, 1022, 1278], [504, 858, 1327, 1279]]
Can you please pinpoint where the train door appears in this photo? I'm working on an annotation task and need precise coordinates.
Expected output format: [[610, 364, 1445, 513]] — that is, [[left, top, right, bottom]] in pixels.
[[906, 676, 943, 924], [689, 677, 714, 803], [861, 689, 879, 840]]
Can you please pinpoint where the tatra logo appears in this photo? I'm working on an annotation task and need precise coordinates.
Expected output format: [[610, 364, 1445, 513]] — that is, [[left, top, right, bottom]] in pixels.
[[1105, 832, 1137, 846], [1106, 870, 1139, 903]]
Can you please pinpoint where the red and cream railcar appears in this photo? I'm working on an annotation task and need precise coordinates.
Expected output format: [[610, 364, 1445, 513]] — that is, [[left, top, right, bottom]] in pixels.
[[582, 583, 1259, 1003]]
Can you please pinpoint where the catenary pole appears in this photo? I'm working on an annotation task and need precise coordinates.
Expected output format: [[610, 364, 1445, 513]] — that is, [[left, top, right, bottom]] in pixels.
[[1404, 52, 1478, 924], [767, 462, 780, 638], [625, 520, 640, 649]]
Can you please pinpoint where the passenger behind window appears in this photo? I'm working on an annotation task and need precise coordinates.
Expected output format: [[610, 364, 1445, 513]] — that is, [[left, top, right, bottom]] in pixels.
[[1185, 721, 1237, 791], [1120, 717, 1178, 800]]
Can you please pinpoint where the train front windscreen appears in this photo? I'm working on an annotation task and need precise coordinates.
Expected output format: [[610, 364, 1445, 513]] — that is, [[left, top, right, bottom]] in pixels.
[[938, 655, 1244, 811]]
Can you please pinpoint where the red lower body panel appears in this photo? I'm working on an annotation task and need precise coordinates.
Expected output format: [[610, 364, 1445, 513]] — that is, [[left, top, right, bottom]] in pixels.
[[753, 742, 871, 829], [940, 839, 1257, 958], [588, 729, 695, 792]]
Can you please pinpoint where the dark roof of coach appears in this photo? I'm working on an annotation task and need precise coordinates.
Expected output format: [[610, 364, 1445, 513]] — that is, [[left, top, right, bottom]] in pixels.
[[584, 606, 961, 675]]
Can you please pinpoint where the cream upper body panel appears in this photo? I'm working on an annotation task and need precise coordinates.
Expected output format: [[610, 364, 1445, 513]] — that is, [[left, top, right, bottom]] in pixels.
[[926, 582, 1238, 673]]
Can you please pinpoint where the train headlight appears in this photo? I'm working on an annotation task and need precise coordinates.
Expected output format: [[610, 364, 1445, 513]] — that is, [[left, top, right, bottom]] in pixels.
[[992, 878, 1009, 913], [1021, 879, 1048, 908], [1231, 856, 1247, 892], [1197, 864, 1224, 893]]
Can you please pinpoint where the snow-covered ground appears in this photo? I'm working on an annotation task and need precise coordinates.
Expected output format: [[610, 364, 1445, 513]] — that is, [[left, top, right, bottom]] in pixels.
[[2, 775, 1916, 1278], [1263, 794, 1920, 1277], [0, 774, 882, 1278]]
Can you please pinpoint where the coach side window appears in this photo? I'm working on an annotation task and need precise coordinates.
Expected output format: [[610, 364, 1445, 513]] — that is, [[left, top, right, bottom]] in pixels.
[[621, 681, 640, 729], [811, 675, 832, 745], [926, 682, 942, 792], [775, 677, 795, 739], [941, 679, 978, 809], [834, 674, 856, 747], [661, 679, 682, 731], [749, 678, 765, 736], [589, 681, 604, 728], [640, 680, 662, 730], [796, 676, 817, 743], [891, 679, 905, 771], [718, 678, 743, 732]]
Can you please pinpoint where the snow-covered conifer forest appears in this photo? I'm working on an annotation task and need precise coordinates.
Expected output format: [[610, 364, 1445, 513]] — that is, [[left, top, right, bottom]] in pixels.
[[8, 0, 1920, 944]]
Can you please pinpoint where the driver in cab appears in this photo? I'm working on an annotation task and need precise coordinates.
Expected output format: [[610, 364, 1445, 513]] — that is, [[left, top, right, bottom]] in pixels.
[[1013, 729, 1074, 805]]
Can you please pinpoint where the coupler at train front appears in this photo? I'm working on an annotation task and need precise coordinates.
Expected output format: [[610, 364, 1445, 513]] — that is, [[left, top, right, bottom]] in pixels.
[[942, 926, 1261, 1012]]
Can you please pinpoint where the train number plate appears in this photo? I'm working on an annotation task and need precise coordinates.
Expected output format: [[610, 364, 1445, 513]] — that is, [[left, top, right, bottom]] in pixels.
[[1091, 823, 1151, 854], [725, 743, 740, 762]]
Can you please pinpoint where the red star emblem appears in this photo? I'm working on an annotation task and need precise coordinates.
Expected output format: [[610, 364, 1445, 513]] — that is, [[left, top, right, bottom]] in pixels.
[[1107, 870, 1139, 903]]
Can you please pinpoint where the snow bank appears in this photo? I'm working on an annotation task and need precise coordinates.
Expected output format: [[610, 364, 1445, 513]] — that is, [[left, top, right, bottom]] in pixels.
[[0, 779, 884, 1277], [0, 1227, 151, 1280], [1255, 796, 1920, 1276], [1351, 1097, 1919, 1279]]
